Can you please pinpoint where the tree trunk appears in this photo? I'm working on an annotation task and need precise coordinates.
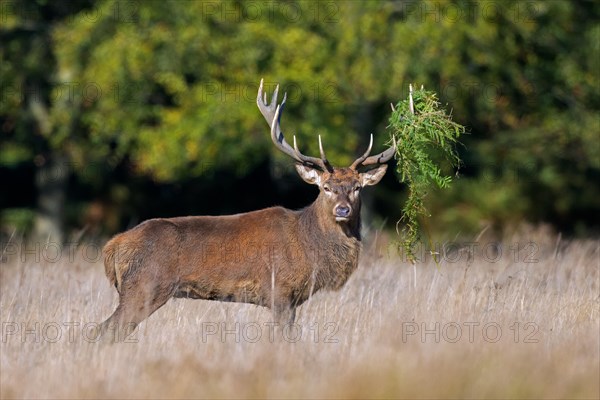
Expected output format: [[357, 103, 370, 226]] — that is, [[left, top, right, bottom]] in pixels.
[[353, 102, 379, 237], [33, 154, 67, 244]]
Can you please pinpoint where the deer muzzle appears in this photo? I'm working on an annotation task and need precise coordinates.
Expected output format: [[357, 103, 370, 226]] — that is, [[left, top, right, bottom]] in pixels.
[[334, 204, 352, 221]]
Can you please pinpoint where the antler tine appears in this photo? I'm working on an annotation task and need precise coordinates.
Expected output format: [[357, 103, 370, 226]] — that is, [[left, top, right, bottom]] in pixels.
[[271, 84, 279, 109], [318, 135, 326, 159], [350, 134, 374, 169], [258, 78, 264, 100], [318, 136, 333, 171]]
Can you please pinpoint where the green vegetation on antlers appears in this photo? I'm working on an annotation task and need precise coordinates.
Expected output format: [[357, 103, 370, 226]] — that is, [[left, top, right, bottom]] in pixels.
[[389, 86, 465, 263]]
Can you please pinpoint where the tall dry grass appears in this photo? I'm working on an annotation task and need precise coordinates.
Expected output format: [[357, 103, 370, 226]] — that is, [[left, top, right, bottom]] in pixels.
[[1, 228, 598, 399]]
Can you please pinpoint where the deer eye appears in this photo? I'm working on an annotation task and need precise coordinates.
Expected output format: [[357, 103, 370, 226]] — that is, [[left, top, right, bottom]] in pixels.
[[354, 186, 361, 192], [323, 185, 331, 193]]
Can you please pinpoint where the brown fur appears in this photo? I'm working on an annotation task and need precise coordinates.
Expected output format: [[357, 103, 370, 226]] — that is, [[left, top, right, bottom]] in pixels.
[[99, 165, 388, 342]]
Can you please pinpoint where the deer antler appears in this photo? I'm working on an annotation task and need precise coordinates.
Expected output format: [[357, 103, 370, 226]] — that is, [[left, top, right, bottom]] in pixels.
[[350, 134, 396, 170], [257, 79, 332, 171]]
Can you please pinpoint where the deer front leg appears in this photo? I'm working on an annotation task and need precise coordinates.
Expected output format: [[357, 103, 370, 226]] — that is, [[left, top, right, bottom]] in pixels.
[[273, 304, 296, 326]]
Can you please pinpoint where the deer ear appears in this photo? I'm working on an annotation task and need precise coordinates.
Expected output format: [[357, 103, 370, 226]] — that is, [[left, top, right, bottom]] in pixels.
[[295, 164, 322, 185], [360, 164, 388, 186]]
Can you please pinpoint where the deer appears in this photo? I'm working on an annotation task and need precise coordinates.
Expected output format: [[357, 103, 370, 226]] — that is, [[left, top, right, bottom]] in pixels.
[[97, 80, 395, 341]]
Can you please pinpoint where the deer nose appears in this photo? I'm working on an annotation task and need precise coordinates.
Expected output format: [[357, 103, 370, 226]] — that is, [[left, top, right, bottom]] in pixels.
[[335, 205, 351, 218]]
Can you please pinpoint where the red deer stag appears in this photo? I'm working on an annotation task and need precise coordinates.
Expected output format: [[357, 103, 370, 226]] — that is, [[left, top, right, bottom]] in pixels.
[[98, 80, 395, 341]]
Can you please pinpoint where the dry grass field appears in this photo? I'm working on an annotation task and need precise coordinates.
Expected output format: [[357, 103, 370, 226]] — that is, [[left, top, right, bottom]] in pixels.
[[1, 228, 598, 399]]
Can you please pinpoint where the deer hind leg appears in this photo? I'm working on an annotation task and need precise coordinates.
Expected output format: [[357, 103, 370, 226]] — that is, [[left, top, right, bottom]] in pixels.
[[98, 273, 175, 343]]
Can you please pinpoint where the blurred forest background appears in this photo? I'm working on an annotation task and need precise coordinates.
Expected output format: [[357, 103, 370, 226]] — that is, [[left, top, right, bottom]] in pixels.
[[1, 0, 599, 243]]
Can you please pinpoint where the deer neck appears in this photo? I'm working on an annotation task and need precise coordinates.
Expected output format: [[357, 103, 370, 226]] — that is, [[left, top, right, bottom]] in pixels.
[[295, 195, 362, 294]]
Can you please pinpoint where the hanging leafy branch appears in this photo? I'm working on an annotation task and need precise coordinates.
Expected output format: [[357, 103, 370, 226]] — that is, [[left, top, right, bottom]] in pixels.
[[389, 85, 465, 263]]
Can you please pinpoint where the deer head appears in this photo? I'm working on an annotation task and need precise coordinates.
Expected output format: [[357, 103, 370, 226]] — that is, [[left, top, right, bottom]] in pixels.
[[257, 79, 396, 226]]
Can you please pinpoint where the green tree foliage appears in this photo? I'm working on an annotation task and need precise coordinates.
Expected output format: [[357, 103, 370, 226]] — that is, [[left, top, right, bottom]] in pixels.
[[50, 0, 370, 180], [388, 0, 600, 234]]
